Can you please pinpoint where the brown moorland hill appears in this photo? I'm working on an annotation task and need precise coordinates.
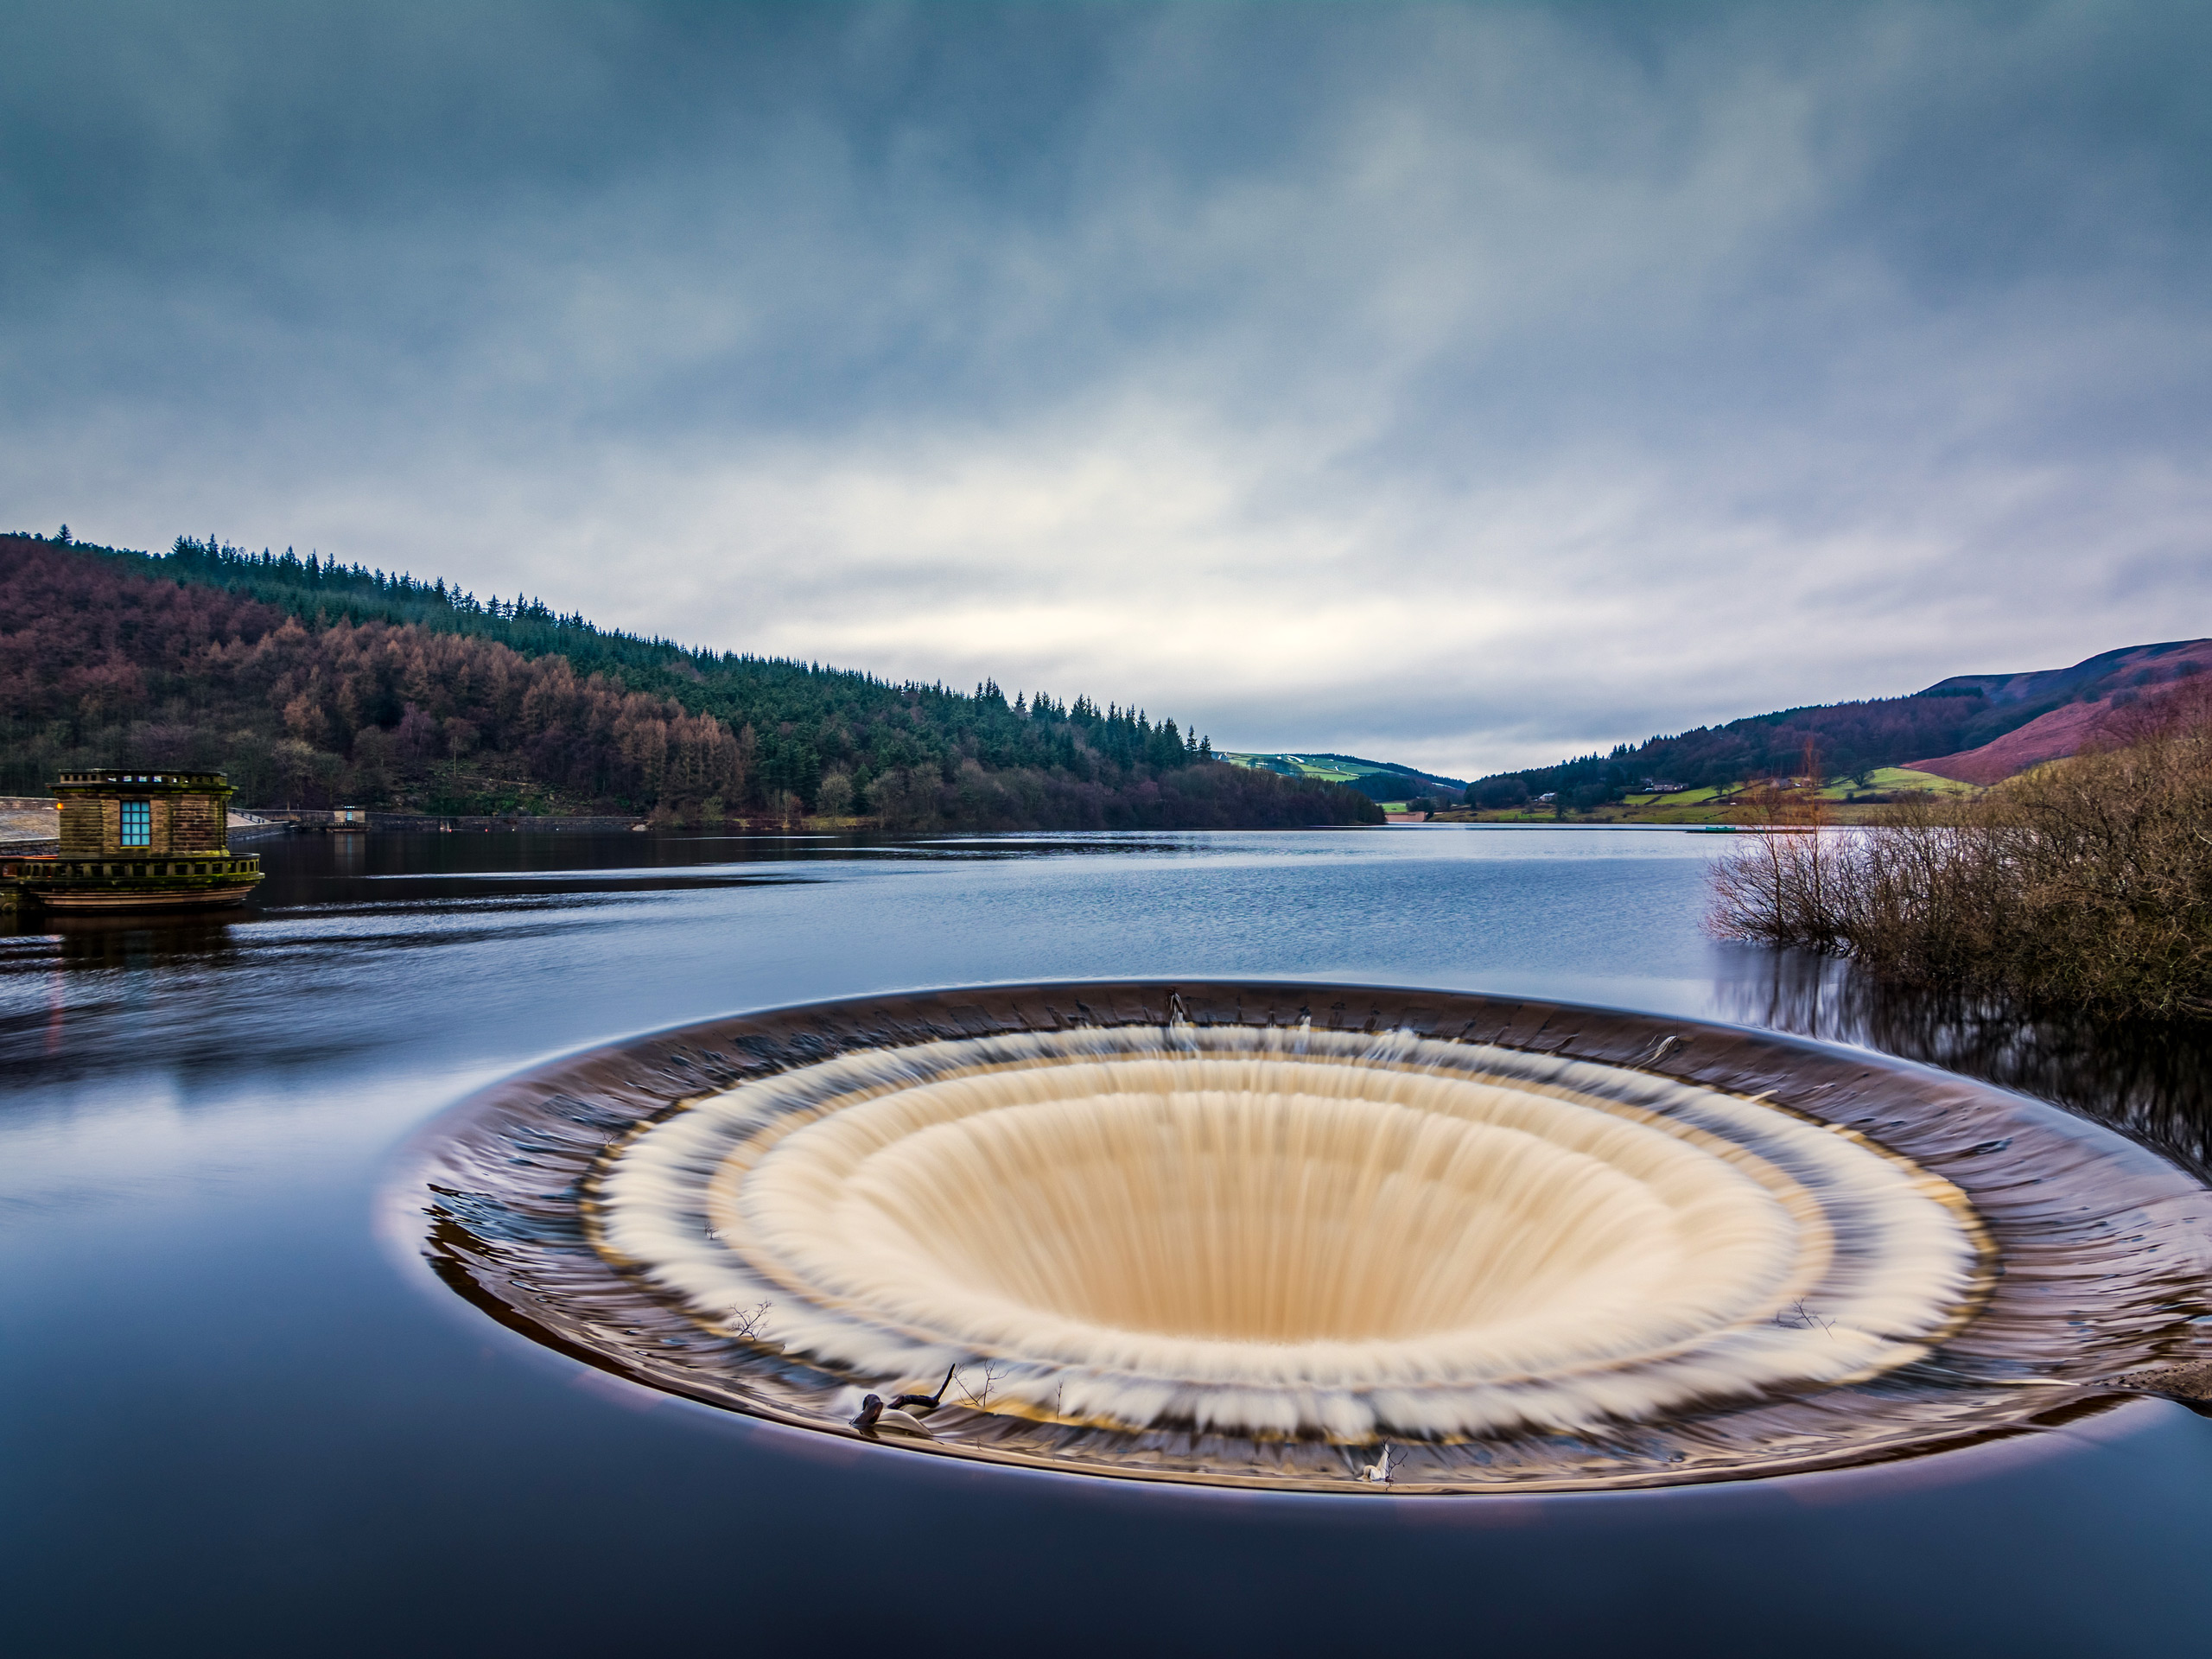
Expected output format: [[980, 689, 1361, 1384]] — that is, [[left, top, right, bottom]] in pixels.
[[1910, 639, 2212, 784], [1470, 636, 2212, 810]]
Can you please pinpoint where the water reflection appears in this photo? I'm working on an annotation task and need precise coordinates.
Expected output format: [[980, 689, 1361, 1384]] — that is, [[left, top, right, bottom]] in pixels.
[[1718, 950, 2212, 1182], [36, 912, 245, 969], [7, 824, 2212, 1652], [8, 829, 2209, 1173]]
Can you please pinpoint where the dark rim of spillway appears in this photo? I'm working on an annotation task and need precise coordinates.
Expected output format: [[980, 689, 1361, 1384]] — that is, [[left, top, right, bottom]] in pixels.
[[396, 980, 2212, 1494]]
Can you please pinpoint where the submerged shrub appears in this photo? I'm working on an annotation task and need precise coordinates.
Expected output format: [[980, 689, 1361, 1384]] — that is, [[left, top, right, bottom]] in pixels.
[[1708, 690, 2212, 1021]]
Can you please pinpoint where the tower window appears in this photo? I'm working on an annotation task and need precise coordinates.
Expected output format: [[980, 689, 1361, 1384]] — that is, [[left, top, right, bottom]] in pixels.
[[119, 799, 151, 847]]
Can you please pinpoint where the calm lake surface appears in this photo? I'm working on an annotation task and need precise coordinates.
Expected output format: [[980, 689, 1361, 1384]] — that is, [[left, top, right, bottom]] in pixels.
[[4, 827, 2209, 1656]]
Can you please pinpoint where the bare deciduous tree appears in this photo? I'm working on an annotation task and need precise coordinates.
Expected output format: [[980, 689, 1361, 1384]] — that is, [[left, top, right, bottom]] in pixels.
[[1710, 688, 2212, 1020]]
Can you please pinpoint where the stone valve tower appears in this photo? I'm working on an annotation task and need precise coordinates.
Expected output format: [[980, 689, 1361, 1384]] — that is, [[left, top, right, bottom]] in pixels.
[[2, 770, 264, 912]]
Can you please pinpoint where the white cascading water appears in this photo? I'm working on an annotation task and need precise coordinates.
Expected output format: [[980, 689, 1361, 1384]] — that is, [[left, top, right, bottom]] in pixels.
[[592, 1024, 1985, 1440]]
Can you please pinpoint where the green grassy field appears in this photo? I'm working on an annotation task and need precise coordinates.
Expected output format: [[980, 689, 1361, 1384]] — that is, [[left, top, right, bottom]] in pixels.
[[1430, 766, 1982, 826], [1219, 751, 1453, 796], [1229, 752, 1978, 824], [1611, 767, 1974, 812], [1845, 766, 1976, 796]]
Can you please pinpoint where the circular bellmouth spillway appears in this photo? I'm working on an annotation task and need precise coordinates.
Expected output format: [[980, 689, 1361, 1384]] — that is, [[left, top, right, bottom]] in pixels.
[[401, 982, 2212, 1493]]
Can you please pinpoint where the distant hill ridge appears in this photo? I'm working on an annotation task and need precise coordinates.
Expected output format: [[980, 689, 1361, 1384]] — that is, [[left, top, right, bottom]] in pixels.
[[1474, 639, 2212, 809], [1222, 751, 1468, 802], [1908, 639, 2212, 785]]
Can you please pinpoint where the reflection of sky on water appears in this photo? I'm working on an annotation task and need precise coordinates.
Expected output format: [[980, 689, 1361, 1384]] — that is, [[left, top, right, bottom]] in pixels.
[[3, 828, 2209, 1651], [3, 828, 1741, 1085]]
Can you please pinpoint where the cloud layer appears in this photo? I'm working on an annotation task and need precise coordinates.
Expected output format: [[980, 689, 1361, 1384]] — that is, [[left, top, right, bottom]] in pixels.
[[4, 2, 2208, 775]]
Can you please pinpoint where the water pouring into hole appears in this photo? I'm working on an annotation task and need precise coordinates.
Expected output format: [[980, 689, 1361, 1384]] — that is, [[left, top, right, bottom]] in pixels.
[[595, 1024, 1983, 1443], [411, 982, 2212, 1491]]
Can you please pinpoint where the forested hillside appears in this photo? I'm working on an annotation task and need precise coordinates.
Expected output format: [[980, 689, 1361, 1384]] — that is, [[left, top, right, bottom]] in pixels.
[[0, 532, 1380, 830]]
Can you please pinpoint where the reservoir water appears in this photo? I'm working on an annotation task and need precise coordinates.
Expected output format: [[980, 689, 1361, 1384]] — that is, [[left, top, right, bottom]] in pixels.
[[4, 827, 2209, 1654]]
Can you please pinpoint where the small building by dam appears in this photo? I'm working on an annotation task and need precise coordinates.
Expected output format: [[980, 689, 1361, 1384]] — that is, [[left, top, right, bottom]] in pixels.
[[1, 770, 263, 912]]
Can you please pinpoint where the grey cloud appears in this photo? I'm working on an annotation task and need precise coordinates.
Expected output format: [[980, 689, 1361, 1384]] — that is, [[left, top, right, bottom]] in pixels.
[[3, 3, 2208, 776]]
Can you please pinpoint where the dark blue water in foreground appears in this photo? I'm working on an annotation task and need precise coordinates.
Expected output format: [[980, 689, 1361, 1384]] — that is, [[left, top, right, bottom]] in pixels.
[[3, 827, 2208, 1656]]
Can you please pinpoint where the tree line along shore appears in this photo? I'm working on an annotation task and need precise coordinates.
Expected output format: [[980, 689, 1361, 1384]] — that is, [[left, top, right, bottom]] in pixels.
[[0, 533, 1380, 832]]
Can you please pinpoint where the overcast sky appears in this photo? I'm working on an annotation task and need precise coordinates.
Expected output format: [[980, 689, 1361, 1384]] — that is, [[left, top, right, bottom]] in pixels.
[[4, 3, 2208, 777]]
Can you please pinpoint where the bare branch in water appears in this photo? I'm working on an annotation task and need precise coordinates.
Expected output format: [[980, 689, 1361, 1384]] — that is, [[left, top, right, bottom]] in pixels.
[[722, 1300, 772, 1343], [955, 1360, 1007, 1410], [1776, 1300, 1834, 1337]]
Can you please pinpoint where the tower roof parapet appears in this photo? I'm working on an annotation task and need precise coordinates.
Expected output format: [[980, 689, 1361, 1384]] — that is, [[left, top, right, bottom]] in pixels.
[[54, 770, 234, 794]]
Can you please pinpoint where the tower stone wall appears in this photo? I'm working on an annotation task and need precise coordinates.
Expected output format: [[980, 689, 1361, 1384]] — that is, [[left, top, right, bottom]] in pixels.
[[51, 772, 238, 855]]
